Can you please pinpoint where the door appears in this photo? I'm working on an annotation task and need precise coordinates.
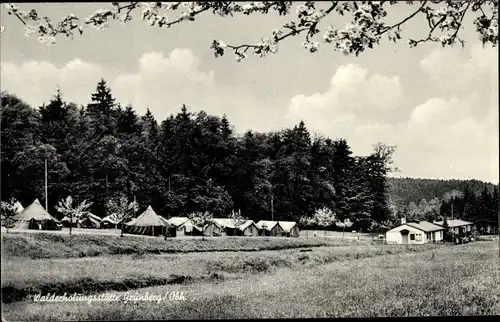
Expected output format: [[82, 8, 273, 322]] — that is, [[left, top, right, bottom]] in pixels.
[[401, 229, 410, 244]]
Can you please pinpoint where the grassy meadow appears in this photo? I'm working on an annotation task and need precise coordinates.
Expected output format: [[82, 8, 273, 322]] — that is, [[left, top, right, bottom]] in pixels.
[[1, 231, 499, 320], [1, 230, 361, 259]]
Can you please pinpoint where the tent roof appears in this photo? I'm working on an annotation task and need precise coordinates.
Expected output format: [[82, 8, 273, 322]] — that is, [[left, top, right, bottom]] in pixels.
[[13, 199, 59, 223], [13, 202, 24, 214], [125, 206, 171, 227], [278, 221, 298, 232]]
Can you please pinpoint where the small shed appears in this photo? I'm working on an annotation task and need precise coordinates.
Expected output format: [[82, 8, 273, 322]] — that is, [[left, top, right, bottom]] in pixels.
[[167, 217, 203, 236], [204, 221, 224, 236], [278, 221, 300, 237], [238, 220, 259, 237], [256, 220, 284, 236]]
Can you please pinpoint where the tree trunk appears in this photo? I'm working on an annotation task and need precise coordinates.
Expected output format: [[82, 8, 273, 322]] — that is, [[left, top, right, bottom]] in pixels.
[[69, 214, 73, 236], [342, 227, 345, 239]]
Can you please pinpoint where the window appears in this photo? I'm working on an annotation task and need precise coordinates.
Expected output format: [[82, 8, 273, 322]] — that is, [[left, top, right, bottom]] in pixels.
[[410, 234, 415, 241], [415, 234, 422, 241]]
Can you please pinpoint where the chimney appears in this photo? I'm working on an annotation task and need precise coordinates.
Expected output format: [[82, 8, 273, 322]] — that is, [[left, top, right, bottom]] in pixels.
[[401, 217, 406, 225]]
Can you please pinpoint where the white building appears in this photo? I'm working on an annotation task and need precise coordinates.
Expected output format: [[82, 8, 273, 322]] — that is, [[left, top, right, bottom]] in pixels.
[[386, 219, 445, 244]]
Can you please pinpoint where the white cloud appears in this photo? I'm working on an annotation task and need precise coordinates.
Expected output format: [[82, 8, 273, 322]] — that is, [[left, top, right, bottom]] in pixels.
[[286, 63, 406, 153], [112, 49, 217, 120], [0, 48, 276, 132], [0, 58, 104, 107], [1, 45, 497, 183], [285, 51, 498, 183]]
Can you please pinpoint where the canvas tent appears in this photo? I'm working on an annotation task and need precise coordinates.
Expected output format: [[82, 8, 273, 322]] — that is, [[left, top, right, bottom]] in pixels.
[[62, 213, 102, 228], [102, 214, 121, 228], [11, 199, 61, 230], [123, 206, 172, 236]]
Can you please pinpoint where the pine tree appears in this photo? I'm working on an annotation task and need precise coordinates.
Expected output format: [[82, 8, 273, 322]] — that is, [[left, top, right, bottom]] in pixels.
[[87, 79, 116, 136], [221, 114, 232, 139]]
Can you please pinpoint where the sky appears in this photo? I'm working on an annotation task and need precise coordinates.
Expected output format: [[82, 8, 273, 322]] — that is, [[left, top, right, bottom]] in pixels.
[[0, 2, 498, 184]]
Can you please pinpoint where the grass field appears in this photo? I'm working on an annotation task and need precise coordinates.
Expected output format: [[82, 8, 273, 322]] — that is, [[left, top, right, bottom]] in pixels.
[[2, 232, 499, 320], [1, 230, 366, 259]]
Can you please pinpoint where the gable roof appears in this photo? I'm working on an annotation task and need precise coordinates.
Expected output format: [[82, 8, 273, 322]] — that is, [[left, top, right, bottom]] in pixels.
[[278, 221, 298, 232], [61, 212, 101, 224], [87, 213, 102, 222], [434, 219, 474, 228], [238, 220, 257, 231], [256, 220, 279, 231], [167, 217, 190, 227], [102, 213, 120, 224], [13, 199, 60, 223], [211, 218, 239, 229], [125, 206, 171, 227], [406, 221, 444, 232]]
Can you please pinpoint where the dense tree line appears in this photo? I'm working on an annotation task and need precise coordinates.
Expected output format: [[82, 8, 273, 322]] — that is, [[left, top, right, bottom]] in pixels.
[[387, 177, 498, 207], [392, 184, 499, 233], [1, 80, 397, 231]]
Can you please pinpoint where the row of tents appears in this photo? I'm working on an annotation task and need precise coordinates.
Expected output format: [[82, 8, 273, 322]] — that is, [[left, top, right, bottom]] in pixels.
[[2, 199, 300, 237], [121, 206, 300, 237]]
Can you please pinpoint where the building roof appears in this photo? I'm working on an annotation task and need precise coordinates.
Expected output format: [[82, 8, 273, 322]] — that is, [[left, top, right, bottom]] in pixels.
[[405, 221, 444, 232], [255, 220, 279, 231], [238, 220, 257, 231], [13, 199, 60, 223], [212, 218, 237, 229], [102, 214, 120, 224], [125, 206, 171, 227], [278, 221, 298, 232], [87, 213, 102, 222], [167, 216, 190, 227], [388, 221, 444, 233], [434, 219, 474, 228]]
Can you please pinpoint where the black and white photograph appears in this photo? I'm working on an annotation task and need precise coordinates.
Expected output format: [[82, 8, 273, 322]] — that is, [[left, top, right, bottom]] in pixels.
[[0, 1, 499, 320]]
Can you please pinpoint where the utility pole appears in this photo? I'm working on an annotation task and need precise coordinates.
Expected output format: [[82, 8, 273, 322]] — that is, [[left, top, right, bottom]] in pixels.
[[451, 203, 455, 243], [105, 172, 109, 198], [45, 158, 48, 211]]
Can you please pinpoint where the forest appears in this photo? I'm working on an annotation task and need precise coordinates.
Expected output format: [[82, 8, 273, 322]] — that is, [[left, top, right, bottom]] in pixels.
[[1, 79, 498, 232], [1, 79, 396, 231]]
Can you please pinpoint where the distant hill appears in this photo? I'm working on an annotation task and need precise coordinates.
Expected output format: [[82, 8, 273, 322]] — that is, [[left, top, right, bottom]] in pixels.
[[387, 177, 498, 206]]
